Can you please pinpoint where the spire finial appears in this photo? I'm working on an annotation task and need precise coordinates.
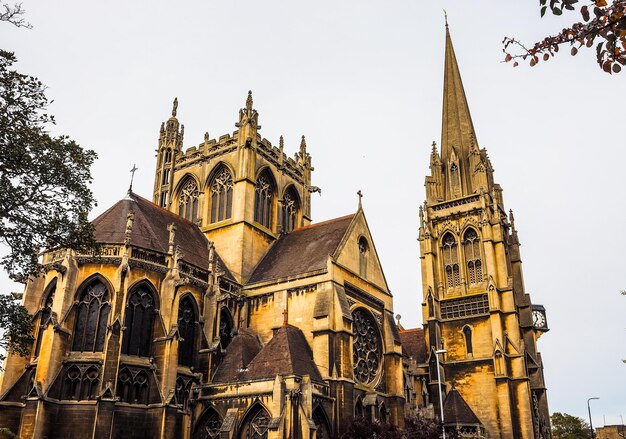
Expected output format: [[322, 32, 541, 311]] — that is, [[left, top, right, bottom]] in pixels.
[[279, 135, 284, 150], [128, 164, 138, 193], [282, 308, 288, 326], [246, 90, 253, 113], [431, 140, 437, 152], [300, 135, 307, 154], [172, 97, 178, 117], [357, 190, 363, 209], [443, 9, 448, 27]]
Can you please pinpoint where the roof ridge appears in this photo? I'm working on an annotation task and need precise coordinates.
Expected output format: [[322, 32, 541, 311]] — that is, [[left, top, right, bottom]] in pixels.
[[291, 213, 355, 233], [399, 328, 423, 333]]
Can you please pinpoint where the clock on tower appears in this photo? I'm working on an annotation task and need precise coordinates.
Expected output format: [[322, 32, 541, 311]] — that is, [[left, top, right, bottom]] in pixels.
[[532, 304, 549, 331]]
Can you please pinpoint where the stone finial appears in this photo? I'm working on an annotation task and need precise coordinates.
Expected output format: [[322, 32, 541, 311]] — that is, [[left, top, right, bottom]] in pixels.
[[395, 314, 402, 326], [300, 135, 307, 155], [172, 97, 178, 117], [124, 211, 135, 245], [282, 308, 288, 326], [167, 223, 176, 255], [419, 205, 424, 228], [279, 135, 284, 151], [204, 132, 210, 146], [509, 209, 516, 230], [160, 122, 165, 133], [246, 90, 253, 113]]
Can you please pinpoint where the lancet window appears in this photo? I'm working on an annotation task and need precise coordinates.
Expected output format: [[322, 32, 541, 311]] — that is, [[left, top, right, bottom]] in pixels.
[[427, 292, 434, 318], [352, 308, 382, 385], [61, 364, 101, 401], [463, 326, 473, 357], [281, 187, 299, 233], [34, 279, 56, 358], [358, 237, 369, 278], [239, 405, 270, 439], [178, 178, 199, 223], [165, 148, 172, 164], [209, 166, 233, 223], [219, 308, 233, 349], [254, 170, 274, 229], [178, 296, 196, 367], [72, 279, 110, 352], [121, 285, 155, 357], [117, 366, 149, 404], [355, 397, 364, 418], [442, 233, 460, 289], [313, 407, 332, 439], [174, 375, 193, 410], [463, 228, 483, 284], [194, 407, 223, 439]]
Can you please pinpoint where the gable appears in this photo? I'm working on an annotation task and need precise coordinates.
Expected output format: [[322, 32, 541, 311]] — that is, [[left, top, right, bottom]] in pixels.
[[333, 209, 389, 292]]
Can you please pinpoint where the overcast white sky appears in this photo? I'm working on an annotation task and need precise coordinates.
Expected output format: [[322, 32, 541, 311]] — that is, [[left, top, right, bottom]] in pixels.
[[1, 0, 624, 425]]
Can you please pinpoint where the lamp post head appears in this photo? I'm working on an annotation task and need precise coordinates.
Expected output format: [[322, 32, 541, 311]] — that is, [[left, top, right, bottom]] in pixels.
[[588, 397, 600, 401]]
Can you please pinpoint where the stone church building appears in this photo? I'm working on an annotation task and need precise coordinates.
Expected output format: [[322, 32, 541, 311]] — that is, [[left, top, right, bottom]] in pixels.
[[0, 26, 550, 439]]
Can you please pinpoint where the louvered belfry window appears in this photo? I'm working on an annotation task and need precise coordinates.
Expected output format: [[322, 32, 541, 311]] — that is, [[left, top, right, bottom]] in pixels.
[[210, 166, 233, 223], [442, 233, 460, 289], [254, 171, 274, 229], [463, 228, 483, 284], [72, 280, 110, 352], [121, 286, 155, 357]]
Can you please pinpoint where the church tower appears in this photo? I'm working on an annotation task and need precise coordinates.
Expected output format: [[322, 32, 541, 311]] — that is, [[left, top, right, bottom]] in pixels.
[[419, 25, 551, 438], [151, 92, 315, 283]]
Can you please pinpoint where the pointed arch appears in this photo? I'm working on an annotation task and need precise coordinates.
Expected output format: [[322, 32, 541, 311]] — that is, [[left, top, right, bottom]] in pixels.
[[177, 174, 200, 223], [178, 294, 198, 367], [34, 278, 57, 358], [238, 402, 271, 439], [194, 406, 223, 439], [312, 405, 332, 439], [441, 232, 460, 289], [121, 281, 157, 357], [494, 350, 505, 376], [254, 167, 276, 229], [462, 325, 473, 357], [281, 185, 300, 233], [207, 163, 234, 223], [72, 275, 111, 352], [219, 307, 234, 349], [355, 396, 364, 418], [358, 236, 369, 278], [463, 227, 483, 284], [379, 402, 388, 423]]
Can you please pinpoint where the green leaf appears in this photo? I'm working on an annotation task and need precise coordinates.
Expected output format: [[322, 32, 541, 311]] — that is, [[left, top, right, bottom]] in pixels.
[[541, 5, 548, 16], [552, 7, 563, 15]]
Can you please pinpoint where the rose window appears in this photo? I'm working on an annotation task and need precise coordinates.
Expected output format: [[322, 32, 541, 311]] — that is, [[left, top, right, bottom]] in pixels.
[[352, 308, 381, 384]]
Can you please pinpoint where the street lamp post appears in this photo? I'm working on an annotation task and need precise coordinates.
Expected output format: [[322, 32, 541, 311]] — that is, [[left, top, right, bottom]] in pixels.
[[587, 397, 599, 439], [435, 349, 448, 439]]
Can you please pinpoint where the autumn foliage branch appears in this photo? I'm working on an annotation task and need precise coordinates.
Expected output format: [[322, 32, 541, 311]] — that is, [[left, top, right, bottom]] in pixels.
[[503, 0, 626, 73]]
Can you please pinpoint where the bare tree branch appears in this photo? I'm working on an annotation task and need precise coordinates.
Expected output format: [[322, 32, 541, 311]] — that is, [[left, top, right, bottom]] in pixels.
[[0, 2, 32, 29]]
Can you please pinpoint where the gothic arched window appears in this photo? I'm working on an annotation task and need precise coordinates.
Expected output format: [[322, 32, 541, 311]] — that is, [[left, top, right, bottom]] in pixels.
[[61, 364, 100, 401], [194, 407, 223, 439], [352, 308, 382, 385], [239, 405, 270, 439], [117, 367, 149, 404], [34, 279, 56, 358], [174, 376, 193, 410], [254, 170, 275, 229], [209, 166, 234, 223], [358, 237, 369, 278], [463, 326, 473, 357], [463, 228, 483, 284], [121, 285, 155, 357], [165, 148, 172, 164], [313, 406, 332, 439], [178, 296, 196, 367], [72, 279, 110, 352], [219, 308, 233, 349], [442, 233, 460, 289], [178, 178, 199, 223], [355, 397, 364, 418], [281, 186, 299, 233]]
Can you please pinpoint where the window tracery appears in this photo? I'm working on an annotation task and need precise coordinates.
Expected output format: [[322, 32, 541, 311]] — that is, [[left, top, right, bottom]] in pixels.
[[72, 279, 110, 352], [194, 408, 222, 439], [239, 406, 270, 439], [178, 179, 199, 223], [352, 308, 382, 385], [178, 296, 196, 367], [442, 233, 460, 289], [61, 364, 100, 401], [463, 228, 483, 284], [254, 171, 274, 229], [117, 366, 149, 404], [281, 187, 299, 233], [121, 286, 155, 357], [210, 167, 233, 223], [174, 375, 194, 410]]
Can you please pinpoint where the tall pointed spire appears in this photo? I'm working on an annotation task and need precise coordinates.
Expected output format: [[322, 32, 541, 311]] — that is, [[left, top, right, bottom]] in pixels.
[[441, 23, 478, 164]]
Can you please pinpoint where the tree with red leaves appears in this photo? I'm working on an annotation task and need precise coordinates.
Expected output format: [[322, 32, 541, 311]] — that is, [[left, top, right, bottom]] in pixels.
[[503, 0, 626, 74]]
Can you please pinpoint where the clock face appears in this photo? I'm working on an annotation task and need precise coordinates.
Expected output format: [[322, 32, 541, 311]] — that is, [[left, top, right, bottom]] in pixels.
[[532, 310, 546, 328]]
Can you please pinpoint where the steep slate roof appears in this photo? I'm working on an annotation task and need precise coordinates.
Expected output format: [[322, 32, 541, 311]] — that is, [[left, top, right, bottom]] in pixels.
[[242, 325, 322, 381], [443, 387, 483, 426], [92, 192, 233, 280], [399, 328, 427, 364], [212, 330, 263, 383], [247, 214, 354, 284]]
